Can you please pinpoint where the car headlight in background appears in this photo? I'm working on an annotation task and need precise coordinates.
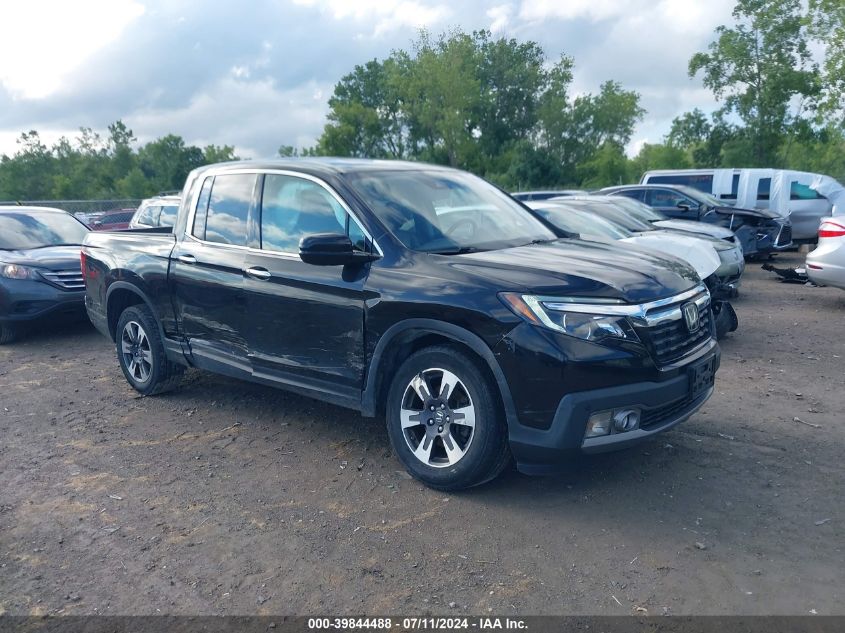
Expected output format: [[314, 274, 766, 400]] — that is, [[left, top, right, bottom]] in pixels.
[[0, 263, 41, 280], [499, 293, 639, 343]]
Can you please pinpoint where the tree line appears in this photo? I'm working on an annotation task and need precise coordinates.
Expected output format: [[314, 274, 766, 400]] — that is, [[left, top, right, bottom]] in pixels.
[[1, 0, 842, 201]]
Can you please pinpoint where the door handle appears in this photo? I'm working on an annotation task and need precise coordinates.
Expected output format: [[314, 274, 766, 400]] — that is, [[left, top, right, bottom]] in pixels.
[[246, 267, 271, 280], [178, 254, 197, 264]]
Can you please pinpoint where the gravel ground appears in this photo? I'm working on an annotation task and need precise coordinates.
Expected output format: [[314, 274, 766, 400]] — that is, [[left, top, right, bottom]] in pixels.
[[1, 253, 843, 616]]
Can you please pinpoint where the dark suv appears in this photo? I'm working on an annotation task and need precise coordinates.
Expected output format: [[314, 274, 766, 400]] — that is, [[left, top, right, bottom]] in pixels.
[[83, 160, 720, 489]]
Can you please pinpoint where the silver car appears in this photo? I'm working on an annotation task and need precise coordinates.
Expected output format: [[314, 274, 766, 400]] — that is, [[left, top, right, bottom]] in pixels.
[[807, 216, 845, 290]]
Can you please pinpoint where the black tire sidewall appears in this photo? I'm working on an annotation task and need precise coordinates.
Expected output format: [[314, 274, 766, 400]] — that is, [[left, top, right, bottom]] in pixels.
[[386, 347, 507, 490], [115, 305, 168, 395]]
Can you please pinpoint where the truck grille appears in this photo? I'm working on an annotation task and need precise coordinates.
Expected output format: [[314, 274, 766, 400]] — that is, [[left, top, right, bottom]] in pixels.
[[644, 308, 713, 365], [39, 269, 85, 291]]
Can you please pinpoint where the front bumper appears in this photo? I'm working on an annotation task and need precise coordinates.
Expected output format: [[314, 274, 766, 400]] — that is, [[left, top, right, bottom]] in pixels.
[[0, 278, 86, 324], [506, 343, 720, 475]]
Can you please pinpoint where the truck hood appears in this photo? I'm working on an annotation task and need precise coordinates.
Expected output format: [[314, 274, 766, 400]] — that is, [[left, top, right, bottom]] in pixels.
[[653, 219, 736, 240], [451, 240, 699, 303], [0, 245, 83, 270]]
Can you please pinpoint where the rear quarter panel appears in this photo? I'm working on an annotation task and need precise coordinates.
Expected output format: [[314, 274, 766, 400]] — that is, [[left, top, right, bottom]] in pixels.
[[82, 230, 178, 337]]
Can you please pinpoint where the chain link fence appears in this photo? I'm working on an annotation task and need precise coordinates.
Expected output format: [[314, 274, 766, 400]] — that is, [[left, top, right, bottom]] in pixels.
[[0, 199, 143, 218]]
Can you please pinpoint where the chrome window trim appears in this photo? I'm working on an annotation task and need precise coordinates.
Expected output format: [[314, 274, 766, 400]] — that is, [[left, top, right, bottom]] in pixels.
[[535, 283, 710, 326], [184, 168, 383, 257]]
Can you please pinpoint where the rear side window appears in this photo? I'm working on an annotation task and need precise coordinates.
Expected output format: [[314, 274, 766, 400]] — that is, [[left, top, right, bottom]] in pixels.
[[259, 174, 361, 254], [790, 182, 824, 200], [757, 178, 771, 200], [203, 174, 255, 246], [649, 173, 713, 193]]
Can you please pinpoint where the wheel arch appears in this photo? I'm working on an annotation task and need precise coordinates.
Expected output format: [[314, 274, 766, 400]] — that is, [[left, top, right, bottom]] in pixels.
[[105, 282, 163, 343], [362, 319, 519, 429]]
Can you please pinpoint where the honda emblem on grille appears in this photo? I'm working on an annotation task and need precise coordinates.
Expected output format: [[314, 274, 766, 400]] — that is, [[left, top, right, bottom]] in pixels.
[[682, 302, 700, 333]]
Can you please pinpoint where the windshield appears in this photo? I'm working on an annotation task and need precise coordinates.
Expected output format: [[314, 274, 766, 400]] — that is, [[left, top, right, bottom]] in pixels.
[[603, 196, 667, 222], [553, 200, 654, 233], [0, 211, 89, 250], [533, 205, 632, 240], [675, 185, 722, 207], [346, 169, 556, 253]]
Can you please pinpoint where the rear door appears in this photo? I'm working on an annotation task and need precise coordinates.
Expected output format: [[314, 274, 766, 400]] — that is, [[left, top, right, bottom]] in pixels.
[[170, 172, 258, 378], [242, 172, 375, 401]]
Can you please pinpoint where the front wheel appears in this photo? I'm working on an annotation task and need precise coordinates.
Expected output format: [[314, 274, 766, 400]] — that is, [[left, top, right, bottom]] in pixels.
[[116, 305, 184, 395], [386, 346, 510, 490]]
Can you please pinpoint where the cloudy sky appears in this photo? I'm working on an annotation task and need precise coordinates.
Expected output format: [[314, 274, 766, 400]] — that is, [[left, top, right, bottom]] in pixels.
[[0, 0, 737, 159]]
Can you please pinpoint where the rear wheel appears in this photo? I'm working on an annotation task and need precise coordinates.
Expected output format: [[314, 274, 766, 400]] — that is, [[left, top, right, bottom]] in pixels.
[[386, 346, 510, 490], [116, 305, 184, 395]]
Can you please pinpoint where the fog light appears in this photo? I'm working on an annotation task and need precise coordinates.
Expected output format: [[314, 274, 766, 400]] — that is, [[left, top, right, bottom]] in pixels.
[[585, 411, 612, 438], [613, 409, 640, 432]]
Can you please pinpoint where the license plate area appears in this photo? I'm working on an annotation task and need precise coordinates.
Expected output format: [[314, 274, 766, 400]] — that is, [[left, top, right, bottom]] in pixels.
[[689, 357, 716, 399]]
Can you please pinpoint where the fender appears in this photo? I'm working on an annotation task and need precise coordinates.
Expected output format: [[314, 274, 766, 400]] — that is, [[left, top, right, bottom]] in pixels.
[[105, 281, 188, 364], [361, 318, 520, 430]]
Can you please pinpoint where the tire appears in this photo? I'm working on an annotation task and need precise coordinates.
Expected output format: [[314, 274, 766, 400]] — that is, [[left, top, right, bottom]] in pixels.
[[0, 323, 20, 345], [115, 305, 184, 395], [386, 345, 511, 491], [713, 301, 739, 340]]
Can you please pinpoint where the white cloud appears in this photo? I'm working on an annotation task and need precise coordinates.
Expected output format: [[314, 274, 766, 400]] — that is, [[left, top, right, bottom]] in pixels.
[[518, 0, 628, 22], [487, 4, 513, 33], [0, 0, 145, 99], [291, 0, 451, 36]]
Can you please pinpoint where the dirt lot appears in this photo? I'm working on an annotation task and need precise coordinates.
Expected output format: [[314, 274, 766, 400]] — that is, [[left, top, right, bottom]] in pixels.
[[1, 253, 843, 616]]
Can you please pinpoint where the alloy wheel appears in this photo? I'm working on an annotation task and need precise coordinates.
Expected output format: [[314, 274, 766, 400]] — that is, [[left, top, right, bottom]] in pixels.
[[121, 321, 153, 384]]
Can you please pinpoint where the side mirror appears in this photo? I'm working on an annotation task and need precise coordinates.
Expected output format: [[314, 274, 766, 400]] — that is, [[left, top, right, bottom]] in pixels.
[[677, 202, 692, 211], [299, 233, 379, 266]]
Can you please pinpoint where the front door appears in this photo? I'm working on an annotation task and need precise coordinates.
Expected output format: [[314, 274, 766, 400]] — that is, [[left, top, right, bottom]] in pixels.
[[646, 188, 701, 220], [242, 172, 374, 401]]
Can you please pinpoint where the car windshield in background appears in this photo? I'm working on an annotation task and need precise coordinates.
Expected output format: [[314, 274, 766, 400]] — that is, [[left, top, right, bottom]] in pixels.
[[605, 196, 666, 222], [159, 205, 179, 227], [347, 170, 556, 253], [0, 212, 89, 250], [534, 205, 632, 240], [554, 200, 654, 233], [676, 186, 722, 207]]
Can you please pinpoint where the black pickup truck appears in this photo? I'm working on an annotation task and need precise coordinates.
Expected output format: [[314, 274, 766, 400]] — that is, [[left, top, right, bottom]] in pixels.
[[82, 159, 720, 490]]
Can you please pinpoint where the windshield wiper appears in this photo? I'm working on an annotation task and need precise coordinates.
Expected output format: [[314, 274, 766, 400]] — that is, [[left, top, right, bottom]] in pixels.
[[429, 246, 484, 255], [524, 238, 558, 246]]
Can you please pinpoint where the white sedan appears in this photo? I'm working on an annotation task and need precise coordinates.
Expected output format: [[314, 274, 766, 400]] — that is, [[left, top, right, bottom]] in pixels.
[[806, 217, 845, 290]]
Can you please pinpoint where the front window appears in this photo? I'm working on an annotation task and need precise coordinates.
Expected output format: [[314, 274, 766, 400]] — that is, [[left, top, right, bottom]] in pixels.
[[347, 169, 556, 253], [0, 211, 88, 250]]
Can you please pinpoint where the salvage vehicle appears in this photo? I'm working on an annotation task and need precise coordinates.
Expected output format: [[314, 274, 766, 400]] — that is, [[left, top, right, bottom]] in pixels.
[[599, 184, 793, 257], [806, 216, 845, 291], [640, 168, 845, 243], [526, 201, 738, 339], [82, 159, 720, 490], [129, 194, 180, 229], [544, 196, 745, 297], [0, 206, 89, 344]]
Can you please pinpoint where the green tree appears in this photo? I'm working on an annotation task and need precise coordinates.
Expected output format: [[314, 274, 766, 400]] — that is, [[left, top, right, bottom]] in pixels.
[[808, 0, 845, 125], [689, 0, 820, 165]]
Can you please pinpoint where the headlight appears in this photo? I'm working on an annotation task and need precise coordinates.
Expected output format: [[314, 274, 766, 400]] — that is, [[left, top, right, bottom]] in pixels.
[[0, 263, 40, 280], [499, 293, 639, 343]]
